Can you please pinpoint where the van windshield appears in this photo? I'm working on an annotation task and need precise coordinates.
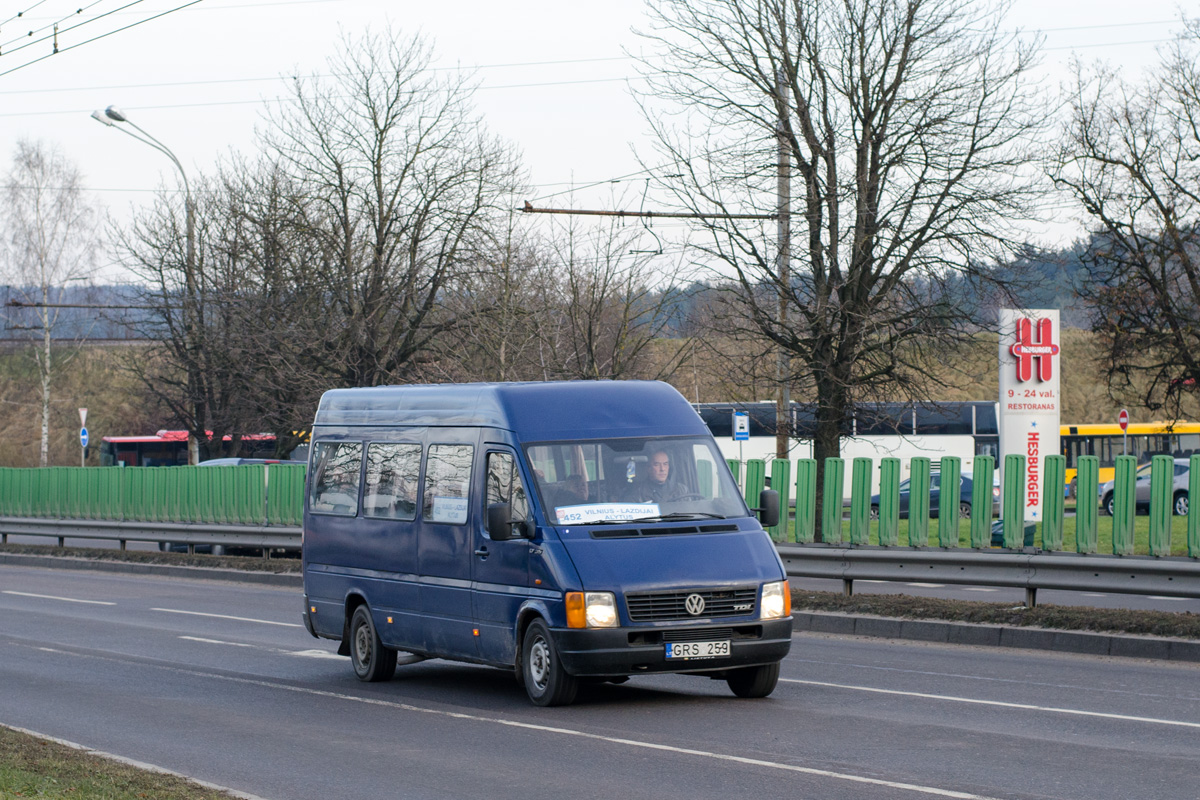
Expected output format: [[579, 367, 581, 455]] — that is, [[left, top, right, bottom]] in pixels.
[[524, 437, 748, 525]]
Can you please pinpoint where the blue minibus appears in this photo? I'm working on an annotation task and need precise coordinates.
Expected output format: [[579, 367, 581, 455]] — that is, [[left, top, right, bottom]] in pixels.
[[300, 381, 791, 706]]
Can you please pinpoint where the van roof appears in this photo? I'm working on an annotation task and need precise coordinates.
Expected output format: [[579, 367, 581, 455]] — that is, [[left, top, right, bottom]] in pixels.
[[313, 381, 708, 440]]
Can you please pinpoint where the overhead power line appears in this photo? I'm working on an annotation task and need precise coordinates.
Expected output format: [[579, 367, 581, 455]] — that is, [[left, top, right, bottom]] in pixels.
[[520, 201, 775, 221], [0, 0, 206, 79]]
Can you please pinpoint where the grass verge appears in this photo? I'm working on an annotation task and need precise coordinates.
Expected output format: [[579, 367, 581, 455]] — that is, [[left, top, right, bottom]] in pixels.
[[0, 725, 241, 799]]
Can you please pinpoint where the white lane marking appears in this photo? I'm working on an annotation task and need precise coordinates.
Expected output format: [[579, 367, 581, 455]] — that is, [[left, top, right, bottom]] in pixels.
[[179, 636, 255, 648], [151, 608, 302, 628], [781, 679, 1200, 730], [1147, 596, 1188, 602], [289, 649, 344, 660], [1, 723, 272, 800], [906, 583, 945, 588], [29, 643, 1002, 800], [963, 588, 999, 593], [1083, 593, 1108, 597], [3, 591, 115, 606], [179, 636, 339, 660]]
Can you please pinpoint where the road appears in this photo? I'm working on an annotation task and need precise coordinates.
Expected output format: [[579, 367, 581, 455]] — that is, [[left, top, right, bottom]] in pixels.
[[2, 564, 1199, 800]]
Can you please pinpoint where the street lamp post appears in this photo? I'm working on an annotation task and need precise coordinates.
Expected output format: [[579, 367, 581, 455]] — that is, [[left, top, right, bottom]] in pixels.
[[92, 105, 201, 466]]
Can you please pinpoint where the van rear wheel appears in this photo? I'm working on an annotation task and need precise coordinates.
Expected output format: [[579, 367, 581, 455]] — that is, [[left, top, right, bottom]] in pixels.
[[521, 619, 578, 707], [726, 662, 780, 698], [349, 605, 396, 682]]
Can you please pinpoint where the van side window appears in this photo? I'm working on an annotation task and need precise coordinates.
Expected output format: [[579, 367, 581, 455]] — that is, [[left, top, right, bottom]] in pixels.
[[423, 444, 473, 524], [310, 441, 363, 515], [364, 443, 421, 520], [486, 452, 529, 522]]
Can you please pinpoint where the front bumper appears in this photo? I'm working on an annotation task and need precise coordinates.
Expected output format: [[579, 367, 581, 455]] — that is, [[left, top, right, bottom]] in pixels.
[[551, 617, 793, 677]]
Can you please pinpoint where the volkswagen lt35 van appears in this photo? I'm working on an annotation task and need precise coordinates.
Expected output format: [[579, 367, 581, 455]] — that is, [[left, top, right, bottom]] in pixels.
[[301, 381, 791, 705]]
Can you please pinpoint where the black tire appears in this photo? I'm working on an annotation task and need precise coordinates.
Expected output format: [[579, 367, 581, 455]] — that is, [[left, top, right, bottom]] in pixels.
[[958, 501, 971, 519], [521, 619, 578, 706], [726, 662, 780, 698], [1103, 493, 1115, 517], [869, 505, 879, 521], [349, 605, 396, 682], [1174, 491, 1189, 517]]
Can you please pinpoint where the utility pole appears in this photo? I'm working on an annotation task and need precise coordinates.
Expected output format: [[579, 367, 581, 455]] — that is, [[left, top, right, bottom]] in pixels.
[[775, 68, 791, 461]]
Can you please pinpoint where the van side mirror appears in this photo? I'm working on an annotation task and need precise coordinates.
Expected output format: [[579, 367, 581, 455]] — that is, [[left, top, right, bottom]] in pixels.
[[488, 503, 515, 540], [487, 503, 531, 540], [757, 489, 780, 529]]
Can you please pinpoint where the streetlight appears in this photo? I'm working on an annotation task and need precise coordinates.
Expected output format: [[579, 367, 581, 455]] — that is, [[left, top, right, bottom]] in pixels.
[[92, 105, 201, 466]]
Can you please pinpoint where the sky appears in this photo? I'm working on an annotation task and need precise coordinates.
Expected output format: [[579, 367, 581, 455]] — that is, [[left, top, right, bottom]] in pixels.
[[1, 0, 1197, 279]]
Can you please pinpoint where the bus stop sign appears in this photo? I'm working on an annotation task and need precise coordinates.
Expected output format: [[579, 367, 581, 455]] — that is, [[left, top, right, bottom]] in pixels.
[[733, 411, 750, 441]]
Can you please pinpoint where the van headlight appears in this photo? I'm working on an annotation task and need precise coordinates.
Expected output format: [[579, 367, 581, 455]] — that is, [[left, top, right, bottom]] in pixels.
[[566, 591, 619, 628], [585, 592, 619, 628], [760, 580, 790, 620]]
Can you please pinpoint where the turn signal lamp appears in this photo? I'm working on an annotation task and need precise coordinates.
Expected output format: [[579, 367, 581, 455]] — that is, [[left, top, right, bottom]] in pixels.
[[566, 592, 586, 628]]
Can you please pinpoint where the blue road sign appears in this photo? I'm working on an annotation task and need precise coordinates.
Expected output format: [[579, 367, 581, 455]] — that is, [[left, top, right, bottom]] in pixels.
[[733, 411, 750, 441], [80, 427, 88, 448]]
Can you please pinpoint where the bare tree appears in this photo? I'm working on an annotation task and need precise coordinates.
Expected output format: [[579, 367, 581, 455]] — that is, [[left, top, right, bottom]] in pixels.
[[1051, 21, 1200, 416], [268, 29, 523, 388], [0, 140, 98, 466], [637, 0, 1043, 534]]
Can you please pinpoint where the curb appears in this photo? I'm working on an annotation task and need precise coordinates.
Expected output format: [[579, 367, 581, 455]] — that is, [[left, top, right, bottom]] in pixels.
[[793, 610, 1200, 663], [4, 553, 1197, 663]]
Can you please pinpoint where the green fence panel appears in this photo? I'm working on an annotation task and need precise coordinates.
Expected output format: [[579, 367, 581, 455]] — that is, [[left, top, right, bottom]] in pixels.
[[726, 459, 741, 488], [970, 456, 994, 549], [1075, 456, 1099, 553], [742, 459, 766, 513], [878, 457, 901, 547], [937, 456, 961, 547], [243, 466, 268, 525], [908, 457, 931, 547], [57, 468, 75, 519], [37, 469, 55, 518], [1111, 455, 1137, 556], [697, 459, 713, 499], [268, 464, 306, 527], [1002, 454, 1026, 549], [768, 460, 791, 542], [1191, 455, 1200, 558], [793, 459, 816, 544], [1148, 454, 1173, 557], [849, 457, 872, 546], [1042, 455, 1066, 551], [0, 469, 11, 516], [822, 458, 845, 543]]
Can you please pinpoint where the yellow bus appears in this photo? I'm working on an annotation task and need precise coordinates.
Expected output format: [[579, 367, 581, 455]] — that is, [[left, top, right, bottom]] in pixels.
[[1061, 421, 1200, 495]]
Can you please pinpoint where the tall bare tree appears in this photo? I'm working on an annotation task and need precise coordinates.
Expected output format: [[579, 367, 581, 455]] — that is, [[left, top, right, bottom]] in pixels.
[[1, 140, 98, 466], [268, 29, 523, 388], [1051, 20, 1200, 416], [637, 0, 1043, 534]]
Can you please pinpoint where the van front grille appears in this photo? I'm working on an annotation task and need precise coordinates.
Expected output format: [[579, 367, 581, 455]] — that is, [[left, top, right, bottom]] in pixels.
[[625, 587, 757, 622]]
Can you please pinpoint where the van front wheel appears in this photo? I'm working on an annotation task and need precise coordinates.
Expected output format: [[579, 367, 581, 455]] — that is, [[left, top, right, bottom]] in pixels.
[[521, 619, 578, 707], [349, 605, 396, 682], [726, 662, 780, 698]]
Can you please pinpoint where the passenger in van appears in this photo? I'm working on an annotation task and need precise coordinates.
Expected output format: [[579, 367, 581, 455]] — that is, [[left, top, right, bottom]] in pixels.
[[631, 449, 689, 503]]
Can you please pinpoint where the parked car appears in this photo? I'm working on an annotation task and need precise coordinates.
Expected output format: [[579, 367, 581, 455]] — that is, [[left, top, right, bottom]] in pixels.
[[870, 472, 1000, 520], [1099, 458, 1190, 516]]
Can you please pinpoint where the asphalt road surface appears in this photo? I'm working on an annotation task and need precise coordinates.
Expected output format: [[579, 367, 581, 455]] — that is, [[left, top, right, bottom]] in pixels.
[[2, 564, 1199, 800]]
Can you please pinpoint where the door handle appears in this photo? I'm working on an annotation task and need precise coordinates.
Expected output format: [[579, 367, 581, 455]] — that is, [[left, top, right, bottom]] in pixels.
[[474, 546, 489, 558]]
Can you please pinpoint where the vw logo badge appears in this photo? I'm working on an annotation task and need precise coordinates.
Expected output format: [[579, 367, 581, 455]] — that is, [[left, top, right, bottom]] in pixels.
[[685, 593, 706, 616]]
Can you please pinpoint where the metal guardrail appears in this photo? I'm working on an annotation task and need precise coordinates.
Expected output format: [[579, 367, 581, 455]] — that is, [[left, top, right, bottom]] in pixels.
[[0, 517, 301, 556], [778, 544, 1200, 607], [4, 515, 1199, 607]]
